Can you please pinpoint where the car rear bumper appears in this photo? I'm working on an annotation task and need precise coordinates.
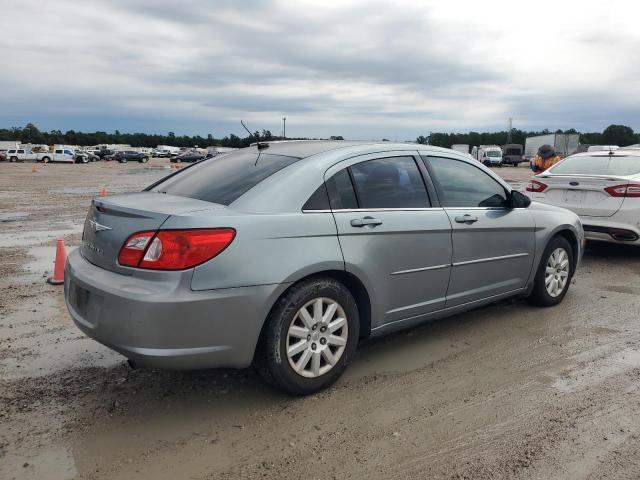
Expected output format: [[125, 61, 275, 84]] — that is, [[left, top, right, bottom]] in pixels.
[[580, 215, 640, 245], [64, 249, 283, 369]]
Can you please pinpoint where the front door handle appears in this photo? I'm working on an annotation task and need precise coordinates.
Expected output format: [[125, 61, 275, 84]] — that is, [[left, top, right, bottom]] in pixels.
[[350, 216, 383, 228], [454, 214, 478, 224]]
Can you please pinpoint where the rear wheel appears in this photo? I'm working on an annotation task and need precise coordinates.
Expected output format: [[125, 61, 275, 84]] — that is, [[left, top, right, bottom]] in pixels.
[[527, 235, 574, 307], [256, 277, 359, 395], [9, 156, 18, 162]]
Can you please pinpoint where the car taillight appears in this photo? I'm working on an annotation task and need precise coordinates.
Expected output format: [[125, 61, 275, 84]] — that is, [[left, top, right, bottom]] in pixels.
[[118, 228, 235, 270], [526, 180, 547, 193], [604, 183, 640, 198]]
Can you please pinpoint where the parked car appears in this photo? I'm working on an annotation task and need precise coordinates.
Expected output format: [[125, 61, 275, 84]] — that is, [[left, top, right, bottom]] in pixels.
[[96, 149, 115, 160], [114, 151, 149, 163], [6, 148, 39, 162], [526, 149, 640, 245], [152, 149, 173, 158], [74, 151, 99, 163], [65, 141, 584, 395], [0, 151, 6, 162], [170, 151, 206, 163]]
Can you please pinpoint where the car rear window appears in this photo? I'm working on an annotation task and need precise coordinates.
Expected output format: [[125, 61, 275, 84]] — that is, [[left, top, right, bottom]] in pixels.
[[551, 155, 640, 176], [149, 150, 300, 205]]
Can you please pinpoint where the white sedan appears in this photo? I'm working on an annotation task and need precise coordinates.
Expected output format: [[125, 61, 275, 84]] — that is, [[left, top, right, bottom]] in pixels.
[[526, 149, 640, 245]]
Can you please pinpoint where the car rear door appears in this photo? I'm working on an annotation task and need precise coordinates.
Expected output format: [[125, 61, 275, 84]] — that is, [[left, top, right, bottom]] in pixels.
[[327, 151, 452, 329], [423, 155, 535, 307]]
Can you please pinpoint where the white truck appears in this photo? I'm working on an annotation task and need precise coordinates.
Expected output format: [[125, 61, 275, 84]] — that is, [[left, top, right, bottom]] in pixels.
[[36, 145, 76, 163], [472, 145, 503, 167], [451, 144, 469, 154], [524, 133, 579, 160]]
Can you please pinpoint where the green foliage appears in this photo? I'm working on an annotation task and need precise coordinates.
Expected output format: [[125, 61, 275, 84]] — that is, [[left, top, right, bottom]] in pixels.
[[0, 124, 285, 149], [602, 124, 636, 146], [418, 125, 639, 149]]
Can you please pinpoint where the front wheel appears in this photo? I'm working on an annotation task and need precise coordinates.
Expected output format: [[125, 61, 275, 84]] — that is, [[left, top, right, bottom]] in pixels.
[[527, 236, 574, 307], [9, 156, 18, 162], [256, 277, 359, 395]]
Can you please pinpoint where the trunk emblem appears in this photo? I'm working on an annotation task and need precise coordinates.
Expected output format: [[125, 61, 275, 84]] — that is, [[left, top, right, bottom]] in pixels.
[[88, 219, 112, 233]]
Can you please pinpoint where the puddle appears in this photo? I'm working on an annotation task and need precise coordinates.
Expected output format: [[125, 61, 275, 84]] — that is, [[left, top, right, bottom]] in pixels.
[[0, 446, 77, 480], [0, 225, 82, 248], [552, 347, 640, 393], [23, 245, 77, 280], [0, 211, 29, 222], [604, 285, 640, 296], [0, 290, 122, 380], [54, 187, 105, 194]]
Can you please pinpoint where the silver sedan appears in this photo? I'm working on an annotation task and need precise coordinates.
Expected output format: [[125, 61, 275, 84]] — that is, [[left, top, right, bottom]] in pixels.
[[65, 141, 584, 394]]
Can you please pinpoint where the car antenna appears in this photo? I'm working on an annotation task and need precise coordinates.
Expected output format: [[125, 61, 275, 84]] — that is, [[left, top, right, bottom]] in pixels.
[[241, 120, 269, 165]]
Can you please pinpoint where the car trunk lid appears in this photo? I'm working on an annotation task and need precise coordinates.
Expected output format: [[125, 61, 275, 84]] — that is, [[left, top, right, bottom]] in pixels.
[[81, 192, 226, 274], [536, 174, 629, 217]]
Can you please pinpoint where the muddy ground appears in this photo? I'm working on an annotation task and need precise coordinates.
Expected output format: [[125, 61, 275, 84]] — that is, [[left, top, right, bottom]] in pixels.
[[1, 160, 639, 479]]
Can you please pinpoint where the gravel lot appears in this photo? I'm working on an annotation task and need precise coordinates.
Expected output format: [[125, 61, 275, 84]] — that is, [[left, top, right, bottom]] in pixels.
[[1, 160, 639, 479]]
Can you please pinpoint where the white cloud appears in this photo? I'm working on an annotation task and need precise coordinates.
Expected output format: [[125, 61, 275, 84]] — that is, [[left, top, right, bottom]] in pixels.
[[1, 0, 639, 138]]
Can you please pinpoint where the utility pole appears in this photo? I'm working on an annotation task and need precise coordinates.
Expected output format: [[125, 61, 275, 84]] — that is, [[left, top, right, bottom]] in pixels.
[[282, 116, 286, 139], [507, 117, 513, 144]]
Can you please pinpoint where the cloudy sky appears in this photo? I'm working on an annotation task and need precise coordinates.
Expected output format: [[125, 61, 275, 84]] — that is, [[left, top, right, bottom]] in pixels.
[[2, 0, 639, 139]]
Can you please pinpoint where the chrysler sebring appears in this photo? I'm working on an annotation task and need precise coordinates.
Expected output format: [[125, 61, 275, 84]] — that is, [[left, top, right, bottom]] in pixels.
[[65, 141, 584, 394]]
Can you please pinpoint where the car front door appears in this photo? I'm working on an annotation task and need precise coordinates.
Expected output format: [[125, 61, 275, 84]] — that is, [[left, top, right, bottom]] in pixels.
[[327, 152, 452, 329], [423, 155, 535, 307]]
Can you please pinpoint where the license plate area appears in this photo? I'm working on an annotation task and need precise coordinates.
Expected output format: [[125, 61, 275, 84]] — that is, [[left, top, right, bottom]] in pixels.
[[562, 189, 586, 204], [68, 281, 103, 324]]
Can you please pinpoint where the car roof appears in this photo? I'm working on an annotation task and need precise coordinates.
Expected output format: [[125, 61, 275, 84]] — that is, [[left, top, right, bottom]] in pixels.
[[567, 149, 640, 157], [246, 140, 415, 159]]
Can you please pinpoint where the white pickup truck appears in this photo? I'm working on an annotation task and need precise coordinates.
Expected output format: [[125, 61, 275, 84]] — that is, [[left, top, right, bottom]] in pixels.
[[6, 147, 76, 163]]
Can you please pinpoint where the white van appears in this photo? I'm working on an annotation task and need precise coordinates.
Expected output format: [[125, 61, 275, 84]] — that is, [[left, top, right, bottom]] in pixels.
[[473, 145, 503, 167]]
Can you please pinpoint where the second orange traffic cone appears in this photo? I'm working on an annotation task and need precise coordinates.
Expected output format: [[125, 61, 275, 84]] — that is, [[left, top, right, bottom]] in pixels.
[[47, 239, 68, 285], [100, 186, 108, 197]]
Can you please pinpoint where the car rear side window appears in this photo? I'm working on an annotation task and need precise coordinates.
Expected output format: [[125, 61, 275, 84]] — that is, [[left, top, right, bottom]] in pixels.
[[326, 169, 358, 209], [149, 150, 300, 205], [427, 156, 508, 208], [349, 156, 430, 208], [550, 155, 640, 176]]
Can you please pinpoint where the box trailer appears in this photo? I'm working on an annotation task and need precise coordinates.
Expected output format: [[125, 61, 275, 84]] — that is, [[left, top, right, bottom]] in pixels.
[[450, 144, 469, 154], [524, 133, 579, 160]]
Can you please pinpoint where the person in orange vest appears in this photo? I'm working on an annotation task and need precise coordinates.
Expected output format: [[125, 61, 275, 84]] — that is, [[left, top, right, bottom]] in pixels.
[[531, 144, 561, 174]]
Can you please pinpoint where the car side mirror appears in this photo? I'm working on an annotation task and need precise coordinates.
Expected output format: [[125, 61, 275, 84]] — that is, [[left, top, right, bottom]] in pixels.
[[509, 190, 531, 208]]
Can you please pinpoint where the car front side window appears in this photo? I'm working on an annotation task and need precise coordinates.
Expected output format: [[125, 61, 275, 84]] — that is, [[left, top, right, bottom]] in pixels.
[[427, 156, 508, 208], [349, 156, 430, 209]]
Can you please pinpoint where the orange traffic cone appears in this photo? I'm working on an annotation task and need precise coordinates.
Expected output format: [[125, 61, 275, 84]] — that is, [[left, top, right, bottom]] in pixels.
[[100, 186, 108, 197], [47, 239, 68, 285], [32, 164, 37, 173]]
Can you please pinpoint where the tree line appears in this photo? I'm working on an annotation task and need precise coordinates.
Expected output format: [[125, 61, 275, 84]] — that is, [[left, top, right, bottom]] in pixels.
[[1, 123, 638, 150], [417, 124, 639, 149]]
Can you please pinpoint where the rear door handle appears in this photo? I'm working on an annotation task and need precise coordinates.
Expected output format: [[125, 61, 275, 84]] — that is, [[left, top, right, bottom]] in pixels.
[[350, 216, 383, 227], [454, 214, 478, 224]]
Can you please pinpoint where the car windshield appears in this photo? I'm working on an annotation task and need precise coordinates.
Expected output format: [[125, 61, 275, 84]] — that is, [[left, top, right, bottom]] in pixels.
[[487, 151, 501, 157], [550, 155, 640, 176], [148, 149, 300, 205]]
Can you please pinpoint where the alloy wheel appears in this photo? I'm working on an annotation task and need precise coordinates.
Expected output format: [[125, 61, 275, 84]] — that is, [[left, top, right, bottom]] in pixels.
[[286, 297, 349, 378], [545, 248, 570, 297]]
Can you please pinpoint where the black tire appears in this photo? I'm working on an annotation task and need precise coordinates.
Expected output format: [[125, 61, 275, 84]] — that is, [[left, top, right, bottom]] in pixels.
[[140, 157, 148, 163], [119, 158, 127, 164], [10, 156, 18, 162], [42, 156, 50, 163], [255, 277, 360, 395], [527, 235, 574, 307]]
